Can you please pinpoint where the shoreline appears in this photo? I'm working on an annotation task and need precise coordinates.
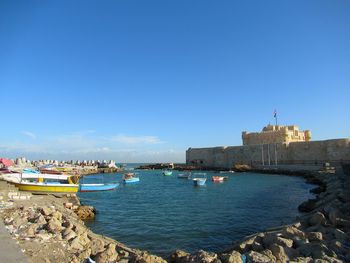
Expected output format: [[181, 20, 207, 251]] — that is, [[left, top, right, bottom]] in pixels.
[[0, 167, 349, 262]]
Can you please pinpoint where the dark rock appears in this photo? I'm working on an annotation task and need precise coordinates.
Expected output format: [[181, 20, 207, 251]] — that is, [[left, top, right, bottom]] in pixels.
[[298, 199, 317, 212]]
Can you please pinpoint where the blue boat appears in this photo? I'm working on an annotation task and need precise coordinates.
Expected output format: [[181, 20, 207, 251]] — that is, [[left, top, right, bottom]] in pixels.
[[123, 173, 140, 184], [80, 183, 119, 192]]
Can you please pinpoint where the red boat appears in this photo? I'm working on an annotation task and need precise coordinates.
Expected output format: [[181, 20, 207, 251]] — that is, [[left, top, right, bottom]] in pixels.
[[212, 176, 225, 182]]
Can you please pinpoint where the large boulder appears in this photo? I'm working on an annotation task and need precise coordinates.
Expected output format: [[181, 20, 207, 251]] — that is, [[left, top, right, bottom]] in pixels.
[[282, 226, 306, 240], [94, 243, 119, 263], [308, 232, 323, 242], [270, 244, 289, 262], [46, 217, 62, 233], [308, 212, 326, 226], [219, 251, 243, 263], [89, 238, 105, 256], [246, 251, 271, 263], [74, 206, 96, 220], [170, 250, 190, 263]]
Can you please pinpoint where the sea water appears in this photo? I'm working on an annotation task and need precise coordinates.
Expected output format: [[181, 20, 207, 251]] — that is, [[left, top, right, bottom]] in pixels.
[[78, 167, 314, 256]]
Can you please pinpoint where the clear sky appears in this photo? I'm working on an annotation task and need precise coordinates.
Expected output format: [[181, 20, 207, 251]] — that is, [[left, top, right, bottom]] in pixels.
[[0, 0, 349, 162]]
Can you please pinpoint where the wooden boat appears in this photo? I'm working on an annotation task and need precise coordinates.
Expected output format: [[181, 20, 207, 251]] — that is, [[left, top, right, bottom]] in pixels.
[[123, 173, 140, 183], [79, 183, 119, 192], [212, 176, 225, 182], [163, 170, 173, 176], [3, 172, 79, 193], [192, 173, 207, 186], [14, 181, 79, 193]]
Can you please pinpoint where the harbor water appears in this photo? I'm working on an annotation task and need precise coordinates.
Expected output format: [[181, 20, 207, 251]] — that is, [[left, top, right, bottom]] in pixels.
[[78, 167, 315, 256]]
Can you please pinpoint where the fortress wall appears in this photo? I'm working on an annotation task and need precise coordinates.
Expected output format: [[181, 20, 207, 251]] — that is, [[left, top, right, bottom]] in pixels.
[[186, 138, 350, 169]]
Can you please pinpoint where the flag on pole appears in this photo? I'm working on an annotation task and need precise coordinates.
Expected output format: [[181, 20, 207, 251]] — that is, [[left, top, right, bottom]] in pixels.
[[273, 109, 277, 118]]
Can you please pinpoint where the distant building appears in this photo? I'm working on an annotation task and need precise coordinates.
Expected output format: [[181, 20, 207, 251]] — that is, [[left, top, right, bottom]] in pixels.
[[242, 124, 311, 145]]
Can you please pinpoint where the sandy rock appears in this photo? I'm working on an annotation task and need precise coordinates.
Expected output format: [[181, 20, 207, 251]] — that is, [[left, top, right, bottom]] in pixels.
[[52, 211, 63, 221], [170, 250, 190, 263], [235, 236, 257, 253], [321, 255, 343, 263], [76, 248, 92, 262], [70, 236, 84, 251], [307, 232, 323, 242], [63, 229, 77, 241], [282, 226, 306, 240], [246, 251, 271, 263], [297, 242, 334, 258], [36, 214, 47, 225], [26, 223, 38, 236], [94, 243, 119, 263], [62, 220, 73, 229], [74, 206, 96, 220], [41, 207, 53, 216], [219, 251, 242, 263], [46, 217, 62, 233], [89, 237, 105, 256], [186, 250, 218, 263], [260, 249, 276, 262], [276, 236, 293, 248], [12, 215, 28, 227], [270, 244, 289, 262], [308, 212, 326, 226]]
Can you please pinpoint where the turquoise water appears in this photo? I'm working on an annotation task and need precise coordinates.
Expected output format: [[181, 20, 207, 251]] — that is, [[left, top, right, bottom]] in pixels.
[[78, 169, 314, 256]]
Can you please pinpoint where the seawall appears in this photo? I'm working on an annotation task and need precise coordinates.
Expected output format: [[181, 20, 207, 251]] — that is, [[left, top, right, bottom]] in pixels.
[[186, 138, 350, 169]]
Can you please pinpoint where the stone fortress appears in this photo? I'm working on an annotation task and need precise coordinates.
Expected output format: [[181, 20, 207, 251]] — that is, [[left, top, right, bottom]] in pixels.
[[242, 124, 311, 145], [186, 124, 350, 169]]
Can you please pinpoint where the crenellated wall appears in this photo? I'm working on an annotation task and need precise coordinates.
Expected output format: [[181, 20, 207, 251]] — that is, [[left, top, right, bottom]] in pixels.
[[186, 138, 350, 169]]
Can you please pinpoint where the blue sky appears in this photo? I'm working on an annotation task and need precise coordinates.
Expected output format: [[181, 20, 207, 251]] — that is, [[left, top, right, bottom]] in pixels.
[[0, 0, 349, 162]]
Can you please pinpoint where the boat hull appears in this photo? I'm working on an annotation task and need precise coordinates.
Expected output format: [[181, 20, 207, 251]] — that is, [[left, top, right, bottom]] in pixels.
[[80, 183, 119, 192], [193, 178, 206, 186], [14, 182, 79, 193], [163, 171, 173, 176], [124, 178, 140, 184]]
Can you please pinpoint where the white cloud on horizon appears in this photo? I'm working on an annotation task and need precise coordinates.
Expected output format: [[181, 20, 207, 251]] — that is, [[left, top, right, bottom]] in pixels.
[[111, 134, 164, 145], [1, 132, 184, 162], [21, 131, 36, 139]]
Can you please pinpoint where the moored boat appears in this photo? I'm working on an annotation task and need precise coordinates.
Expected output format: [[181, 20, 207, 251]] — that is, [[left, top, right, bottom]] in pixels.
[[14, 181, 79, 193], [193, 178, 207, 186], [192, 173, 207, 186], [79, 183, 119, 192], [212, 176, 225, 182], [123, 173, 140, 183], [163, 170, 173, 176], [178, 172, 191, 179]]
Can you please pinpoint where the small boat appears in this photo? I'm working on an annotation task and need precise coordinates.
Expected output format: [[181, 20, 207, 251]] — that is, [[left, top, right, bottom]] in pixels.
[[212, 176, 225, 182], [177, 173, 191, 179], [192, 173, 207, 186], [79, 183, 119, 192], [123, 173, 140, 183], [163, 170, 173, 176], [11, 174, 80, 193], [193, 178, 207, 186]]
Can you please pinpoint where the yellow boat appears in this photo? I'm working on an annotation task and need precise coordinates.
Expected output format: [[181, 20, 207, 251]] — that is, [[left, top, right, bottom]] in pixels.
[[14, 181, 79, 193], [11, 174, 79, 194]]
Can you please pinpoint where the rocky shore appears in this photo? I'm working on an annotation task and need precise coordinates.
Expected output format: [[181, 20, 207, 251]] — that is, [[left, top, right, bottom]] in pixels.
[[0, 166, 349, 263]]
